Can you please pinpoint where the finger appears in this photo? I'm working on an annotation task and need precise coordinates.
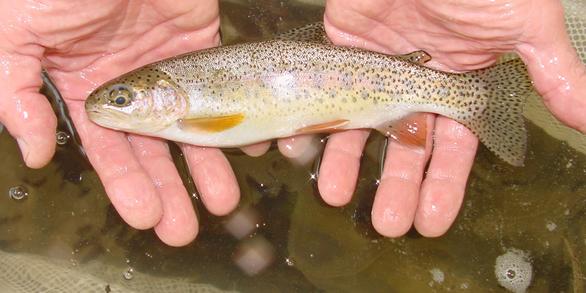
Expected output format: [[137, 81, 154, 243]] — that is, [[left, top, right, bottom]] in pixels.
[[277, 134, 315, 158], [371, 114, 434, 237], [240, 141, 271, 157], [515, 1, 586, 133], [414, 117, 478, 237], [67, 101, 163, 229], [128, 135, 198, 247], [181, 144, 239, 216], [317, 130, 370, 206], [0, 53, 56, 168]]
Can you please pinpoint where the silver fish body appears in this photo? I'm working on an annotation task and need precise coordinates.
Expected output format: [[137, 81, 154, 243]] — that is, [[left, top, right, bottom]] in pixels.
[[86, 26, 532, 166]]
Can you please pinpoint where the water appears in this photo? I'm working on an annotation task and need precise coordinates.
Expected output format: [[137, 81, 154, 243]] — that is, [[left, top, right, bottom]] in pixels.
[[0, 0, 585, 292]]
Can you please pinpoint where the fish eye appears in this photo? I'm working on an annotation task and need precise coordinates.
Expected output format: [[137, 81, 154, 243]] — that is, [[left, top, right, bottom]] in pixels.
[[108, 85, 133, 107]]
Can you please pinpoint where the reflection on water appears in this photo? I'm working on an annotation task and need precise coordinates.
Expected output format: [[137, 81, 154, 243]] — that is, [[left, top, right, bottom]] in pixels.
[[0, 0, 585, 292]]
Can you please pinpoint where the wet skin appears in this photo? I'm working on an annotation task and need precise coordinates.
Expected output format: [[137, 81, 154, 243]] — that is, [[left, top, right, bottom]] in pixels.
[[321, 0, 586, 237], [0, 0, 584, 246]]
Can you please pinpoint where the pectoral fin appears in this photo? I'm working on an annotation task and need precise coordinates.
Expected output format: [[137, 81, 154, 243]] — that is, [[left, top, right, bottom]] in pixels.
[[178, 114, 244, 132], [376, 114, 428, 147], [295, 119, 349, 135]]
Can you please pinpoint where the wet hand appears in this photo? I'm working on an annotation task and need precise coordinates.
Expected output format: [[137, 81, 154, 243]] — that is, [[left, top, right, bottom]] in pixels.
[[313, 0, 586, 237], [0, 0, 237, 246]]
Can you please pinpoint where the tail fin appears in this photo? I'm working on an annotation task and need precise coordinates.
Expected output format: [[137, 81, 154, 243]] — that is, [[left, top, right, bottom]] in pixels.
[[465, 59, 533, 166]]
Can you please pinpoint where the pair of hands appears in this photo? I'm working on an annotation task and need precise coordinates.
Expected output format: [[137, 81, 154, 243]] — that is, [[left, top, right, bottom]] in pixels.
[[0, 0, 584, 246]]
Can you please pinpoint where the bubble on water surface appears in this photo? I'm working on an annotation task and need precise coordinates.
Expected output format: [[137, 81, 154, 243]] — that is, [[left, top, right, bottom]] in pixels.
[[8, 185, 28, 200], [56, 131, 70, 145], [494, 248, 532, 293], [122, 267, 134, 280]]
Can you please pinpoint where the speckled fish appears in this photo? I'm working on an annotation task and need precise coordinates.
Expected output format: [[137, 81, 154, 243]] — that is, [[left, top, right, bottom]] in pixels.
[[85, 23, 532, 166]]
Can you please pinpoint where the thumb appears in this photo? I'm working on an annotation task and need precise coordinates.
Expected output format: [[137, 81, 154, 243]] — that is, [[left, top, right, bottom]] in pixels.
[[515, 1, 586, 133], [0, 52, 57, 168]]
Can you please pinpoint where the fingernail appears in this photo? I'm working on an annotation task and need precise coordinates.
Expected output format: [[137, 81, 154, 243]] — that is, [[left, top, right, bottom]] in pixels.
[[16, 137, 30, 165]]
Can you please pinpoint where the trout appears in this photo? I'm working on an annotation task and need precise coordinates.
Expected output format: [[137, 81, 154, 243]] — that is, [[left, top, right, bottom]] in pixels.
[[85, 23, 532, 166]]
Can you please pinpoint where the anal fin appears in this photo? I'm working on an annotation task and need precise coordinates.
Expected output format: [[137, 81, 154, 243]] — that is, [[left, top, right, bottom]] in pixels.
[[376, 114, 428, 147], [178, 114, 244, 132], [296, 119, 349, 135]]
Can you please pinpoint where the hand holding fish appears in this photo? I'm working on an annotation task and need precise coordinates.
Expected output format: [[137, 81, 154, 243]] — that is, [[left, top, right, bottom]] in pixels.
[[322, 0, 586, 236], [1, 0, 584, 248], [0, 0, 240, 246]]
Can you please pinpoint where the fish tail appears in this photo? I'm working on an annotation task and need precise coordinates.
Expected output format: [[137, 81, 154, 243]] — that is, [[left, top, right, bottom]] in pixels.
[[464, 59, 532, 166]]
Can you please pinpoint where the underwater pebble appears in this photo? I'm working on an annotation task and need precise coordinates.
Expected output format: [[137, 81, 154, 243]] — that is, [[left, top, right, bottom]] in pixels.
[[494, 248, 532, 293], [545, 221, 557, 231], [8, 185, 28, 200]]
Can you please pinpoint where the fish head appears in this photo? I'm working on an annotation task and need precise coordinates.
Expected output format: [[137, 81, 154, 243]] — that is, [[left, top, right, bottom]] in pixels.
[[85, 67, 188, 133]]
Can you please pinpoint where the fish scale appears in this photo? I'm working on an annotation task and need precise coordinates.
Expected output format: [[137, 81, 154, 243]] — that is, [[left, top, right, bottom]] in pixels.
[[85, 23, 532, 166]]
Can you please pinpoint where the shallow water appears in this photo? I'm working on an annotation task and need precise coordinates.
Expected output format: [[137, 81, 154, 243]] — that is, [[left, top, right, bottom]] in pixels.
[[1, 0, 585, 292]]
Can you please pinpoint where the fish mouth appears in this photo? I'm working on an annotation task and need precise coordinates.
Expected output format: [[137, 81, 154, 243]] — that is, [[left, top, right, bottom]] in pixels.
[[84, 102, 130, 131], [84, 103, 104, 122], [85, 109, 102, 123]]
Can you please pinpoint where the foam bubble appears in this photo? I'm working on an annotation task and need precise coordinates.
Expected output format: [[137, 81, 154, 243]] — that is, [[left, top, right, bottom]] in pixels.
[[429, 268, 445, 284], [494, 248, 533, 293]]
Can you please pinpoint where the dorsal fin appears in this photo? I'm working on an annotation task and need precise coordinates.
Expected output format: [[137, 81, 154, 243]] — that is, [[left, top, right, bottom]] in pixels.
[[397, 50, 432, 65], [275, 22, 332, 44]]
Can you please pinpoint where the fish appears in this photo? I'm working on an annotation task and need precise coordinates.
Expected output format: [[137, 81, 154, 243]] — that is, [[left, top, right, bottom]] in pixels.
[[85, 23, 532, 166]]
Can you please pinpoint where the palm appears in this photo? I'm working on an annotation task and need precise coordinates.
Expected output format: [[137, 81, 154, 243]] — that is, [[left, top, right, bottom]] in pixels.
[[325, 0, 586, 130], [317, 0, 586, 236], [0, 0, 237, 246]]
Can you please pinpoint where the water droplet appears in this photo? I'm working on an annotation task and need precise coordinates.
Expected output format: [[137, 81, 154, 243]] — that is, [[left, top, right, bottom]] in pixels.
[[56, 131, 70, 145], [285, 257, 295, 267], [122, 267, 134, 280], [8, 185, 28, 200], [309, 172, 317, 181], [506, 269, 516, 279]]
